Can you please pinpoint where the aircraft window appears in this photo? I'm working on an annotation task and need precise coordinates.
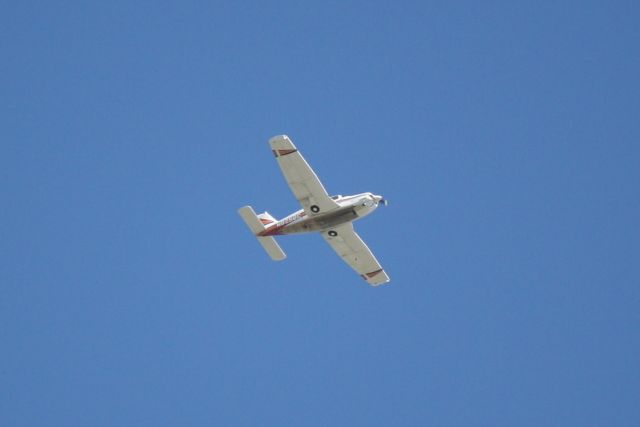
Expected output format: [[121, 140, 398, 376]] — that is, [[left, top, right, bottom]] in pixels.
[[330, 195, 342, 200]]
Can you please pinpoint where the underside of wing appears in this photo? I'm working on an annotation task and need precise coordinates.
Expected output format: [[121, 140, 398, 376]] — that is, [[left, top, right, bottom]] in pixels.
[[322, 223, 390, 286], [270, 135, 339, 216]]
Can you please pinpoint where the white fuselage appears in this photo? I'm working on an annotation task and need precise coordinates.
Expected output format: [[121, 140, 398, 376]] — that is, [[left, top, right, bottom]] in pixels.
[[260, 193, 384, 236]]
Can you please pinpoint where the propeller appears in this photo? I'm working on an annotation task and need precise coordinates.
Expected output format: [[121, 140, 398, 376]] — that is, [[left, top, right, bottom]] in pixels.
[[373, 195, 388, 206], [362, 197, 388, 208]]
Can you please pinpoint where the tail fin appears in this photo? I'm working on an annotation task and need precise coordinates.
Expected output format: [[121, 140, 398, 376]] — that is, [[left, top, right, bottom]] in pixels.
[[256, 211, 277, 227], [238, 206, 286, 261]]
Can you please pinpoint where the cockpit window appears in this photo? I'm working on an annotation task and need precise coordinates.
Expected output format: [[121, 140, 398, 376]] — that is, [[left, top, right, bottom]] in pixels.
[[330, 195, 342, 200]]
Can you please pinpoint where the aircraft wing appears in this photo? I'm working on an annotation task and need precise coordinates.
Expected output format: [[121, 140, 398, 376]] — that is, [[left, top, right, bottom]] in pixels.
[[322, 222, 390, 286], [270, 135, 340, 216]]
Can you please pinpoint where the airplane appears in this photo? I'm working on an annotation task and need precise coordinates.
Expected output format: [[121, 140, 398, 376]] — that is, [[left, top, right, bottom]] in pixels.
[[238, 135, 390, 286]]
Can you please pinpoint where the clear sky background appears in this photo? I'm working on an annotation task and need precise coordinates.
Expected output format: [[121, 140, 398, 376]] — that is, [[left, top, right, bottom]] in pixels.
[[2, 1, 639, 426]]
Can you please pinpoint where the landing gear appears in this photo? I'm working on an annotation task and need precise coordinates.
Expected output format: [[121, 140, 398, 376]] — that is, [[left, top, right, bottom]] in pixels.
[[328, 230, 338, 237], [310, 205, 320, 213]]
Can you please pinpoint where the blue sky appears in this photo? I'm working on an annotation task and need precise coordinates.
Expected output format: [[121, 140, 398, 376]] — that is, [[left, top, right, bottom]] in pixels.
[[2, 1, 639, 425]]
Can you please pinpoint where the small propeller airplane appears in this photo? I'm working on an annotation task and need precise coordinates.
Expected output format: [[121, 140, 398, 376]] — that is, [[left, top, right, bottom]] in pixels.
[[238, 135, 390, 286]]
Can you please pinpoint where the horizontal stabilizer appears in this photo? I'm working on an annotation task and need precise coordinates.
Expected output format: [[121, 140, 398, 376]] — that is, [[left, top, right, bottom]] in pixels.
[[238, 205, 286, 261], [257, 236, 287, 261], [238, 206, 264, 234]]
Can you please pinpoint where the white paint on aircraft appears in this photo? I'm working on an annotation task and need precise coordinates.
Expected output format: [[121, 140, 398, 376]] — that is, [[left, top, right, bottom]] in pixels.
[[238, 135, 390, 286]]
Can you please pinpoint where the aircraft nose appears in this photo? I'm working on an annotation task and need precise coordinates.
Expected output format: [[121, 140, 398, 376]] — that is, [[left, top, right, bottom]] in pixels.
[[374, 195, 388, 206]]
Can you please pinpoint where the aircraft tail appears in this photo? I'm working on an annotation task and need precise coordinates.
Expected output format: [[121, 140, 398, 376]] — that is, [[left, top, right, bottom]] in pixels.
[[238, 206, 286, 261], [256, 211, 277, 227]]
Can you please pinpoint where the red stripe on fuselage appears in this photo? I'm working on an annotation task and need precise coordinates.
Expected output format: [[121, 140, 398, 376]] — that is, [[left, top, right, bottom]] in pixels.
[[259, 225, 284, 236], [258, 211, 305, 236]]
